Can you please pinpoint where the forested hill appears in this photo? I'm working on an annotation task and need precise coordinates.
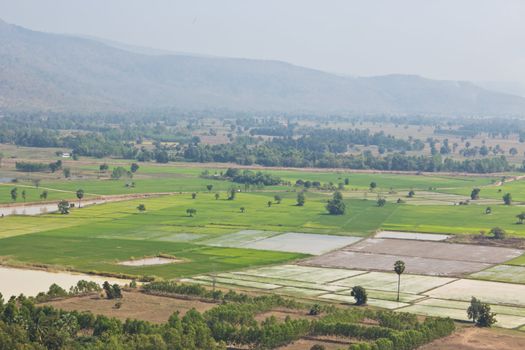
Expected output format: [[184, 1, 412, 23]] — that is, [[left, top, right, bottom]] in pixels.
[[2, 18, 525, 116]]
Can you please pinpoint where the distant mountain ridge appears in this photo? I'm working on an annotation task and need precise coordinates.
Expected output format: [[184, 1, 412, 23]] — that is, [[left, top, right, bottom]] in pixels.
[[1, 18, 525, 116]]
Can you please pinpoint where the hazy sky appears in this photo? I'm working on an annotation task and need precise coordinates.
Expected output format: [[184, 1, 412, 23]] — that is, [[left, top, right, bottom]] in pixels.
[[1, 0, 525, 84]]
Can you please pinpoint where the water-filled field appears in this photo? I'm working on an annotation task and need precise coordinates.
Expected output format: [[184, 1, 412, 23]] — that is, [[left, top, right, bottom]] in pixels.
[[0, 266, 127, 298]]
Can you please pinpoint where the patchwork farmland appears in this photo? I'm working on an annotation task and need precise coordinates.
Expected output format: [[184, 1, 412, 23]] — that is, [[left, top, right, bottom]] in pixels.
[[2, 157, 525, 341]]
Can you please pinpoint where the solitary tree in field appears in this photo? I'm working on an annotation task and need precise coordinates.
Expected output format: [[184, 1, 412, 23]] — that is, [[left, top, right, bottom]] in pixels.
[[58, 200, 70, 214], [267, 201, 272, 207], [228, 188, 236, 200], [490, 227, 506, 239], [408, 190, 415, 198], [394, 260, 405, 302], [471, 188, 481, 200], [215, 193, 220, 200], [240, 207, 245, 213], [10, 187, 17, 202], [186, 208, 197, 217], [377, 197, 386, 207], [467, 297, 496, 327], [21, 190, 26, 202], [274, 195, 282, 204], [76, 189, 84, 208], [485, 207, 492, 214], [191, 192, 197, 199], [206, 184, 213, 192], [130, 163, 140, 173], [326, 191, 345, 215], [369, 182, 377, 191], [351, 286, 368, 306], [517, 212, 525, 224], [296, 191, 305, 206], [137, 204, 146, 212], [99, 163, 109, 173], [40, 190, 48, 201], [503, 193, 512, 205]]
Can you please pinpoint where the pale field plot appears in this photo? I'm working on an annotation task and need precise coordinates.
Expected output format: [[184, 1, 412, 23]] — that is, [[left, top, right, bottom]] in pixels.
[[241, 232, 362, 255], [200, 230, 277, 247], [366, 290, 423, 303], [470, 265, 525, 284], [238, 264, 365, 283], [417, 298, 525, 317], [329, 271, 455, 294], [218, 272, 348, 292], [398, 305, 525, 328], [375, 231, 450, 241], [191, 275, 281, 290], [427, 279, 525, 306]]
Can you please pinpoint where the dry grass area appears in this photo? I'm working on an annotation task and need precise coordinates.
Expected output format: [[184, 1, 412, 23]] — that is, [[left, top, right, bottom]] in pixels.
[[277, 336, 354, 350], [449, 234, 525, 250], [44, 290, 217, 323], [419, 326, 525, 350]]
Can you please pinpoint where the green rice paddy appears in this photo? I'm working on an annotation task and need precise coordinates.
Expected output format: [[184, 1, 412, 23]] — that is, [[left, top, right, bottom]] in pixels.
[[2, 161, 525, 328]]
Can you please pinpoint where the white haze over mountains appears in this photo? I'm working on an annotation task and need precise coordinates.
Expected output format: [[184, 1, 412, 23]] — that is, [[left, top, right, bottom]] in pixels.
[[0, 0, 524, 87]]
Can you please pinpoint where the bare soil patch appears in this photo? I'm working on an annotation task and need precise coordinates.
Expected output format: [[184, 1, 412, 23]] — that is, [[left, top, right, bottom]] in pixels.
[[277, 336, 354, 350], [346, 239, 522, 264], [304, 250, 490, 276], [303, 238, 522, 276], [43, 290, 217, 323], [419, 326, 525, 350]]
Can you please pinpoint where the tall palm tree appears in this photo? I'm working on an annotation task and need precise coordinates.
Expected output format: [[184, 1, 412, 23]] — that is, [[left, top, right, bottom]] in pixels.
[[76, 189, 84, 208], [394, 260, 406, 302]]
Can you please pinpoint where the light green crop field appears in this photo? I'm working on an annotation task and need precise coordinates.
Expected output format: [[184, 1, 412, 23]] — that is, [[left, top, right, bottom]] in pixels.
[[0, 188, 403, 279], [382, 203, 525, 235], [0, 194, 323, 278], [64, 162, 497, 191], [1, 174, 525, 280], [3, 159, 525, 329], [435, 177, 525, 202], [1, 159, 501, 203], [37, 176, 240, 197], [471, 265, 525, 283], [0, 183, 87, 204]]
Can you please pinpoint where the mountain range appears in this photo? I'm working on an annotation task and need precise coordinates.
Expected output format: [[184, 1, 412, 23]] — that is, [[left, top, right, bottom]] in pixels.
[[1, 18, 525, 116]]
